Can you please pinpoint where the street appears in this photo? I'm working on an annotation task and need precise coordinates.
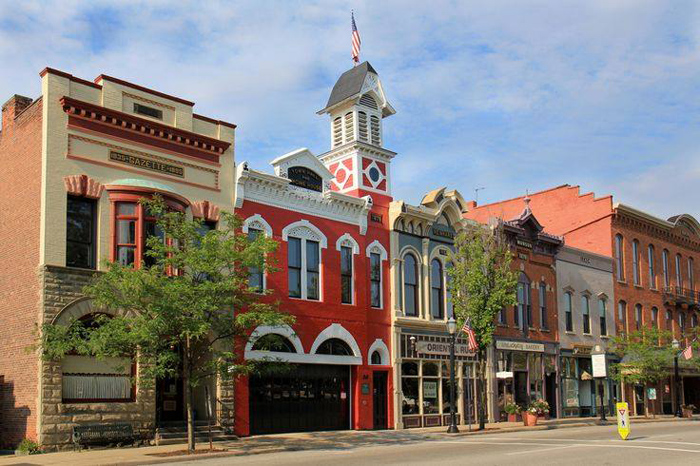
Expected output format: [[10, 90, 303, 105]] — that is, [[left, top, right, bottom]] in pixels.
[[165, 421, 700, 466]]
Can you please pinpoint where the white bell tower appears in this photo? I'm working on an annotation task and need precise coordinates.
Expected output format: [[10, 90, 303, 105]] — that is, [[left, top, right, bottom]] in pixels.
[[317, 62, 396, 201]]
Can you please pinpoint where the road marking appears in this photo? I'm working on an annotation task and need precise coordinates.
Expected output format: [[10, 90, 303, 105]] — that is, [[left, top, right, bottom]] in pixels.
[[429, 440, 700, 454], [505, 444, 582, 455]]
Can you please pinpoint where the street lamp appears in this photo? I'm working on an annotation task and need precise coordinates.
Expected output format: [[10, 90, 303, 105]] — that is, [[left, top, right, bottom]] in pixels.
[[673, 339, 682, 418], [446, 317, 459, 434]]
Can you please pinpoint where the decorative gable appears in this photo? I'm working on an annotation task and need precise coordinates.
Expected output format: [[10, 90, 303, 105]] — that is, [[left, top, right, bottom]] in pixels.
[[270, 148, 333, 192]]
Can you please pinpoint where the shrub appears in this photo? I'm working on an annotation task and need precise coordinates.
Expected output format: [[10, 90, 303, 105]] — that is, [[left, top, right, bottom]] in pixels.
[[16, 439, 42, 455]]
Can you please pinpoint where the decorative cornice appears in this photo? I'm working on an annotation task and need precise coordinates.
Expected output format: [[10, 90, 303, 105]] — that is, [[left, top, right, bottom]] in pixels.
[[60, 96, 230, 157], [63, 174, 104, 199], [191, 200, 221, 221], [318, 140, 396, 164]]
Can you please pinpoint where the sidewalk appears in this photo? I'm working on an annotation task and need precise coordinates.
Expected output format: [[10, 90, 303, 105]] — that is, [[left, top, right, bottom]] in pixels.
[[1, 415, 696, 466]]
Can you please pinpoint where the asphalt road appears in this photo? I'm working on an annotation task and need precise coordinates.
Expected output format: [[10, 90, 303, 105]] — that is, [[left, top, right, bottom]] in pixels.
[[165, 421, 700, 466]]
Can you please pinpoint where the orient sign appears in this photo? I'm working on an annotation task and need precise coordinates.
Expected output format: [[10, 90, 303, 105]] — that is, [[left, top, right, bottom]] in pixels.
[[495, 340, 545, 352], [109, 151, 184, 178], [416, 341, 474, 356]]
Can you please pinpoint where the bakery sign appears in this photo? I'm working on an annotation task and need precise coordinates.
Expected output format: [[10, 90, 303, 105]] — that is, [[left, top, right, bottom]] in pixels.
[[496, 340, 545, 352], [416, 341, 474, 356], [110, 151, 184, 178]]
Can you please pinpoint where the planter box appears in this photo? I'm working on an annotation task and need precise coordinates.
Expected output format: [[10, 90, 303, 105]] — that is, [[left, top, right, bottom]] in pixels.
[[507, 413, 521, 423], [522, 412, 538, 426]]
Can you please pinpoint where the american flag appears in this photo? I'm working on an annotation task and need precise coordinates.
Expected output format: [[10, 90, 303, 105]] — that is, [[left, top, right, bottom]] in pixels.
[[351, 12, 361, 64], [461, 318, 478, 352], [682, 344, 693, 360]]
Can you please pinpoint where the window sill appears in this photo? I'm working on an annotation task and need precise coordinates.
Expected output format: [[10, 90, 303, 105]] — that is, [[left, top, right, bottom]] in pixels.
[[582, 333, 593, 337], [540, 328, 550, 332], [600, 335, 610, 339], [617, 280, 627, 285], [650, 288, 659, 292], [288, 296, 321, 302], [565, 331, 576, 335], [633, 285, 644, 290]]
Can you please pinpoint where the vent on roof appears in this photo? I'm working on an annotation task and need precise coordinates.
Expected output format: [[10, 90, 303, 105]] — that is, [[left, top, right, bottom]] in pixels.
[[344, 112, 354, 143], [358, 111, 368, 142], [333, 117, 343, 148], [370, 115, 381, 146], [359, 93, 378, 110]]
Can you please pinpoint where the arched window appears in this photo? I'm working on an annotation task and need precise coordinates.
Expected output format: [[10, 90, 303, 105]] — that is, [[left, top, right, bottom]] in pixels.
[[615, 234, 625, 281], [251, 334, 297, 353], [344, 112, 354, 143], [403, 253, 419, 317], [539, 282, 547, 329], [516, 273, 531, 330], [689, 257, 695, 291], [599, 298, 607, 336], [651, 307, 659, 329], [565, 292, 573, 332], [430, 259, 444, 319], [691, 313, 698, 328], [662, 249, 670, 288], [635, 304, 643, 331], [332, 117, 343, 147], [618, 301, 627, 334], [648, 244, 656, 289], [632, 240, 640, 286], [676, 254, 683, 288], [370, 350, 382, 365], [358, 111, 368, 142], [666, 310, 673, 331], [582, 294, 591, 334], [679, 312, 686, 334], [316, 338, 353, 356]]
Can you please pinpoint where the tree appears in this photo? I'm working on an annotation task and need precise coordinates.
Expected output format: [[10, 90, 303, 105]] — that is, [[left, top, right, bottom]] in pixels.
[[610, 327, 675, 417], [38, 197, 293, 452], [448, 222, 518, 430]]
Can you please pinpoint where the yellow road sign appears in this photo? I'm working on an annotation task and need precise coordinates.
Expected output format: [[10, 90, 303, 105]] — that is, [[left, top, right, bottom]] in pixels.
[[616, 402, 630, 440]]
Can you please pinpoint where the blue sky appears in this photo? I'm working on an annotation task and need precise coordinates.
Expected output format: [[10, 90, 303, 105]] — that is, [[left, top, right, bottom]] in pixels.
[[2, 0, 699, 219]]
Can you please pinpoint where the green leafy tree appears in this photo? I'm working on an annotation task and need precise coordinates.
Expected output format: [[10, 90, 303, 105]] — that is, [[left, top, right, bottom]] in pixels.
[[38, 197, 293, 452], [448, 223, 518, 430], [610, 327, 676, 417]]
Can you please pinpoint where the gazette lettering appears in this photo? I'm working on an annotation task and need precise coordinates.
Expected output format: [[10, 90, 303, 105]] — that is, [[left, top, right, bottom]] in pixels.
[[109, 151, 184, 178]]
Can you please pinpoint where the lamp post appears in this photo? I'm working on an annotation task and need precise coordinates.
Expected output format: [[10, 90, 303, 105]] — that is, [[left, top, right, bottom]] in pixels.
[[673, 339, 682, 418], [446, 317, 459, 433]]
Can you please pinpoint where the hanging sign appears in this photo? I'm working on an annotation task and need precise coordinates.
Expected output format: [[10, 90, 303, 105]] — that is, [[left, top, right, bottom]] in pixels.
[[647, 388, 657, 400], [616, 402, 630, 440], [592, 353, 607, 378]]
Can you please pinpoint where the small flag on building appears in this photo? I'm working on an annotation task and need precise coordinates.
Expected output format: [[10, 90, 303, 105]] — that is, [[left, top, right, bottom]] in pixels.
[[351, 11, 361, 64], [461, 318, 478, 352], [682, 344, 693, 360]]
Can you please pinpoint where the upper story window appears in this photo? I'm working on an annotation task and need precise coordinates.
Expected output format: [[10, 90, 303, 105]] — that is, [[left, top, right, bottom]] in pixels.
[[403, 253, 419, 317], [539, 282, 547, 330], [283, 221, 327, 301], [582, 294, 591, 334], [366, 241, 387, 309], [430, 259, 444, 319], [651, 307, 659, 329], [614, 234, 625, 281], [676, 254, 683, 288], [691, 313, 698, 328], [516, 273, 531, 330], [689, 257, 695, 291], [635, 304, 642, 331], [666, 310, 673, 332], [662, 249, 670, 288], [632, 240, 640, 286], [679, 311, 686, 334], [340, 246, 353, 304], [648, 244, 656, 289], [115, 202, 164, 268], [133, 103, 163, 120], [618, 301, 627, 333], [599, 298, 607, 336], [243, 215, 272, 293], [565, 291, 573, 332], [247, 228, 264, 293], [66, 196, 97, 269]]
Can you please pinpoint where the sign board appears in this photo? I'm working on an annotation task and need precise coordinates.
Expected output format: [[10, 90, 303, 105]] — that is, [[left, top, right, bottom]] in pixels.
[[496, 371, 514, 379], [616, 402, 630, 440], [361, 383, 370, 395], [496, 340, 545, 352], [423, 381, 438, 398], [109, 151, 184, 178], [647, 388, 657, 400], [592, 353, 607, 378], [573, 345, 592, 355], [416, 341, 474, 356]]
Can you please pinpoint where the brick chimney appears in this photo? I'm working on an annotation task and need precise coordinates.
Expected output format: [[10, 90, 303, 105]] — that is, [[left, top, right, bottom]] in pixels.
[[2, 95, 34, 131]]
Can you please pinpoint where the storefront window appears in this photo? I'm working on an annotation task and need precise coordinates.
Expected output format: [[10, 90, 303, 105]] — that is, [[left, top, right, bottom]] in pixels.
[[562, 357, 579, 411], [422, 362, 439, 414], [528, 353, 543, 400], [401, 362, 419, 415]]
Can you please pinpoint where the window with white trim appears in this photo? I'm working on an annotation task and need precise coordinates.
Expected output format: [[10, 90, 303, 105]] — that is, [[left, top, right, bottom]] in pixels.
[[403, 253, 419, 317], [341, 246, 353, 304], [284, 222, 326, 301], [365, 241, 387, 309]]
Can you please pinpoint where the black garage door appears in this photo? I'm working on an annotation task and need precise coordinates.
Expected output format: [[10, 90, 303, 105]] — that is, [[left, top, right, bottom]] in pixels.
[[249, 364, 350, 435]]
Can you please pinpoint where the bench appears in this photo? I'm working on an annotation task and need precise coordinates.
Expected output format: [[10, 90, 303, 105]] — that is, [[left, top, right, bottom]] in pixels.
[[72, 423, 136, 450]]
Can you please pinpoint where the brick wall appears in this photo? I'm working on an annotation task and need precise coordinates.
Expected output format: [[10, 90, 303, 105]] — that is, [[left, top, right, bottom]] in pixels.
[[0, 95, 43, 448]]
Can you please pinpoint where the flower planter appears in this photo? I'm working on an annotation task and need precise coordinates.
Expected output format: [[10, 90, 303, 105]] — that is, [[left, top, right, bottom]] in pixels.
[[523, 412, 538, 426], [507, 413, 521, 423], [682, 408, 694, 419]]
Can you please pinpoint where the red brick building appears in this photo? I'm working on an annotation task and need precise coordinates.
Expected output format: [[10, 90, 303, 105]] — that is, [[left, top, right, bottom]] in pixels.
[[0, 68, 236, 449], [232, 62, 395, 435], [465, 185, 700, 416], [464, 199, 563, 421]]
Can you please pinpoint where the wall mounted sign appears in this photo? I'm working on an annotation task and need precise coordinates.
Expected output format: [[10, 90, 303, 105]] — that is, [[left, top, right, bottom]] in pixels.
[[416, 341, 474, 356], [496, 371, 513, 379], [573, 345, 593, 355], [110, 151, 184, 178], [496, 340, 545, 352], [431, 226, 455, 240], [371, 213, 383, 223], [288, 166, 322, 192], [516, 239, 532, 249], [361, 383, 370, 395]]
